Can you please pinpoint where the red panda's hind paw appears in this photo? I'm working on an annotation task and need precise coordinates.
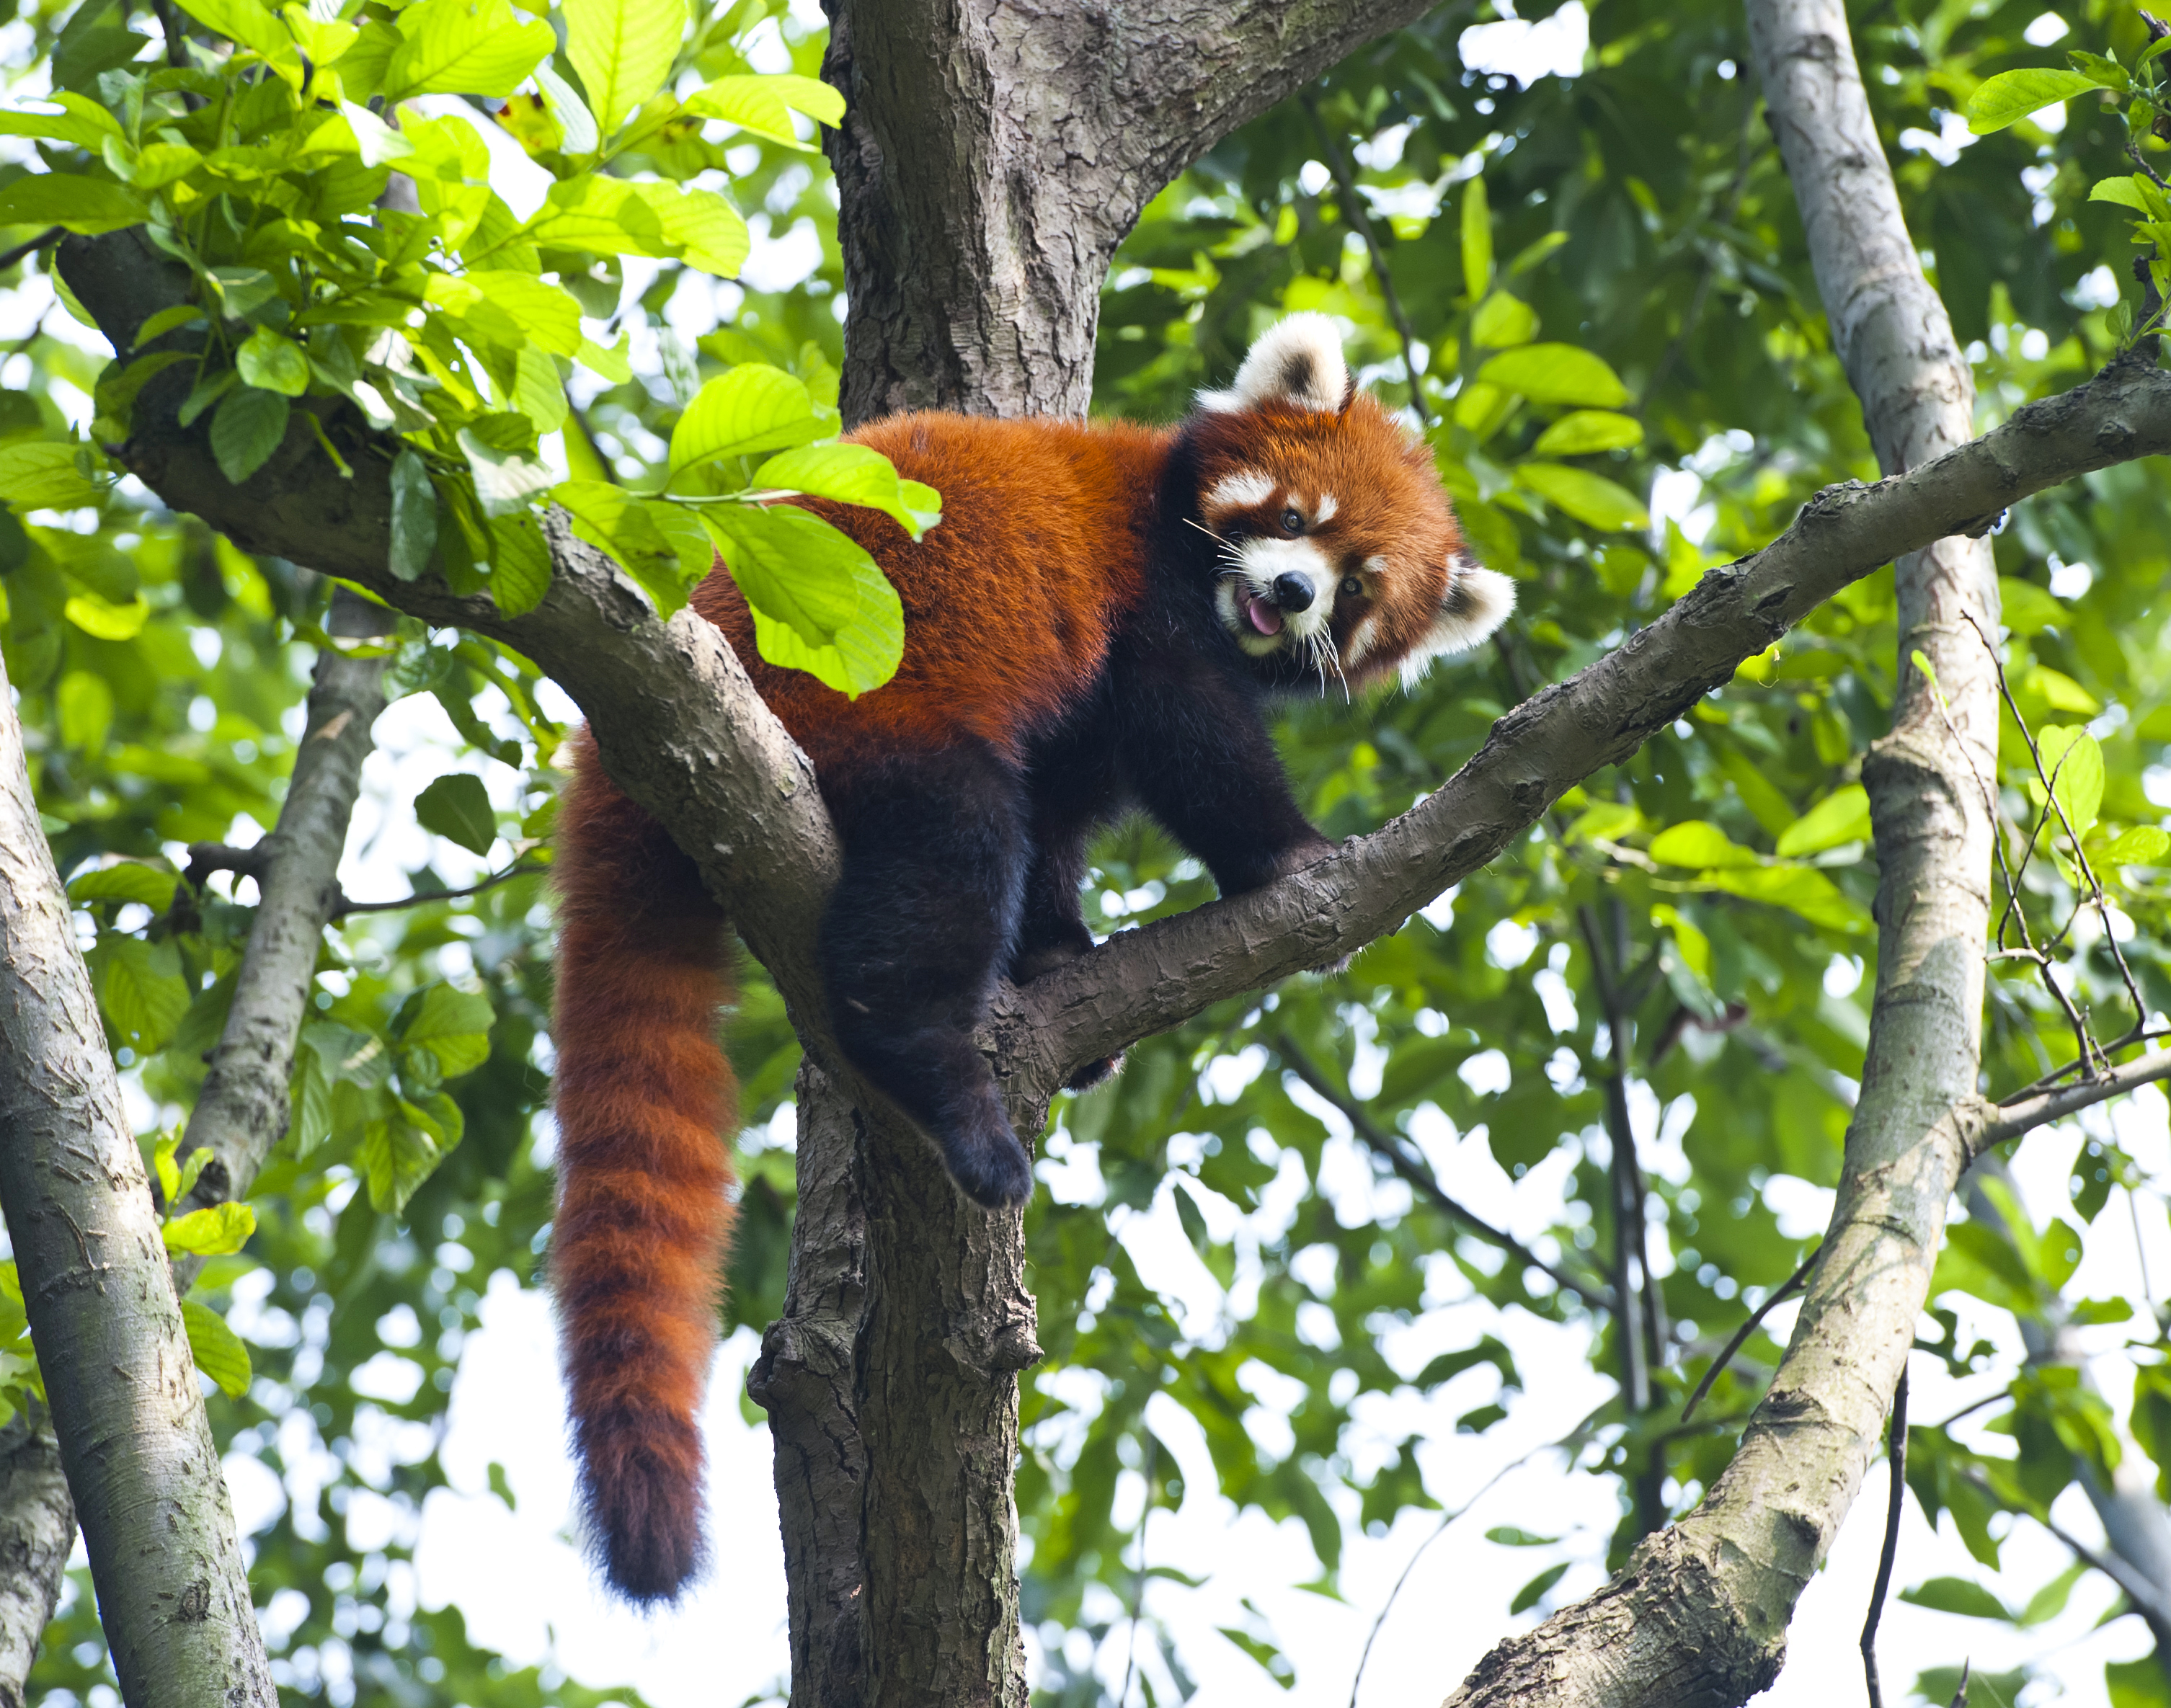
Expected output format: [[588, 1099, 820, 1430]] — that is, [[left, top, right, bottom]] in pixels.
[[941, 1119, 1036, 1209], [1064, 1051, 1124, 1092]]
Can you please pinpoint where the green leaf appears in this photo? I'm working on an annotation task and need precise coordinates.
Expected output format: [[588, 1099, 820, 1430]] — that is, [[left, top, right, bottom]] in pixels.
[[0, 94, 125, 151], [1648, 821, 1762, 868], [1509, 1562, 1569, 1615], [680, 72, 843, 147], [235, 327, 311, 398], [669, 364, 832, 474], [512, 343, 568, 433], [424, 270, 585, 357], [0, 173, 148, 235], [1776, 784, 1870, 857], [631, 182, 750, 277], [169, 0, 287, 55], [0, 442, 104, 509], [388, 449, 438, 581], [2103, 826, 2170, 867], [1477, 344, 1630, 407], [396, 982, 495, 1078], [750, 442, 941, 538], [120, 141, 203, 187], [456, 427, 554, 517], [382, 0, 556, 99], [1699, 863, 1872, 934], [1530, 409, 1643, 455], [1966, 67, 2100, 133], [180, 1299, 253, 1398], [2023, 664, 2099, 714], [488, 510, 552, 615], [1514, 462, 1648, 530], [1898, 1576, 2012, 1620], [162, 1201, 257, 1255], [1460, 176, 1492, 301], [2090, 174, 2152, 212], [1997, 577, 2066, 635], [413, 772, 497, 855], [2066, 48, 2130, 89], [533, 58, 600, 154], [67, 861, 177, 909], [553, 479, 699, 615], [210, 385, 290, 485], [63, 593, 148, 639], [94, 935, 188, 1051], [1468, 290, 1536, 349], [564, 0, 686, 139], [703, 503, 904, 698], [2038, 726, 2105, 839]]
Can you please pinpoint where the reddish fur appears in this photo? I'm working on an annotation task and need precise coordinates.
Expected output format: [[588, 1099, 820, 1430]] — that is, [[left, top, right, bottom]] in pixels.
[[551, 389, 1478, 1603], [552, 727, 734, 1604]]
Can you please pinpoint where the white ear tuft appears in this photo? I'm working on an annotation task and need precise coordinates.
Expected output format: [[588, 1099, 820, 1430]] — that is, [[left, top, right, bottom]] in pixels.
[[1403, 559, 1515, 685], [1196, 312, 1350, 414]]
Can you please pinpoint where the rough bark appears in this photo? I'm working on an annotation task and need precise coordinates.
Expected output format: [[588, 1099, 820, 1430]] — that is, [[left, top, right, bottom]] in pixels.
[[174, 594, 391, 1221], [0, 1408, 71, 1708], [1439, 1, 2002, 1700], [0, 649, 275, 1707], [820, 0, 1451, 424]]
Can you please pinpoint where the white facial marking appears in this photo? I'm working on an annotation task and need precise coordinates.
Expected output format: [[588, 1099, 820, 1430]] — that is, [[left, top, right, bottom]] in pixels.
[[1402, 563, 1517, 687], [1195, 311, 1349, 414], [1313, 492, 1338, 523], [1346, 613, 1380, 668], [1217, 536, 1337, 654], [1206, 470, 1277, 512]]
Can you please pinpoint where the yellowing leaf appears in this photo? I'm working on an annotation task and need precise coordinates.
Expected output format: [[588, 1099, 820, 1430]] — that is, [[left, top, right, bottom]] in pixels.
[[64, 592, 149, 639], [162, 1201, 257, 1256]]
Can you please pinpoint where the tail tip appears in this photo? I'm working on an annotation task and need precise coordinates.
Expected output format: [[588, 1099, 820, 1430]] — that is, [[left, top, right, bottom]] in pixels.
[[577, 1414, 710, 1606]]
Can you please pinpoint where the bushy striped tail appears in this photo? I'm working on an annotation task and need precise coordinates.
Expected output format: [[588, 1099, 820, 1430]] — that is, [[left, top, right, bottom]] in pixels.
[[551, 730, 735, 1604]]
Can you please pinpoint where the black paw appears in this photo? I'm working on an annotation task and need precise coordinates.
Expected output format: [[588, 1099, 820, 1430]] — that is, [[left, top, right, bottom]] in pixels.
[[944, 1129, 1035, 1209], [1064, 1051, 1124, 1091]]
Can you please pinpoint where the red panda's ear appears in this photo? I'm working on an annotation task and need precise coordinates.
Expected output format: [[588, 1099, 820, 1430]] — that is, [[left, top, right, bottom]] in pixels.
[[1197, 313, 1349, 414], [1409, 556, 1516, 678]]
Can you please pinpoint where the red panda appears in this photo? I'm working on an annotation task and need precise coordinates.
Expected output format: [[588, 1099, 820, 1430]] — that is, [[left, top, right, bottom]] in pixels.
[[549, 313, 1514, 1602]]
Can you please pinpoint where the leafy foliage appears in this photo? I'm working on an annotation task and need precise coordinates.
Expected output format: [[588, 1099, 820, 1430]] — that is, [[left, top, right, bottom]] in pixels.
[[1, 0, 2170, 1699]]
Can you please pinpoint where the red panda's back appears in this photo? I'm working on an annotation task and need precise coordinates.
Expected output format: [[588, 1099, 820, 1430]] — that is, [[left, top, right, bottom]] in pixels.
[[691, 413, 1172, 778]]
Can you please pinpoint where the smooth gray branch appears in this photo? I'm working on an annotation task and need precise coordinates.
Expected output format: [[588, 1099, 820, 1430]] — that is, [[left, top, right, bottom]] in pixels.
[[0, 649, 274, 1707], [1981, 1048, 2171, 1149]]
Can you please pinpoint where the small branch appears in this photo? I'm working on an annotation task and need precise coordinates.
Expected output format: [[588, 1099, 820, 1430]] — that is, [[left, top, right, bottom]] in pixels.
[[1979, 1046, 2171, 1150], [1275, 1032, 1615, 1312], [1679, 1246, 1819, 1422], [1860, 1364, 1909, 1708], [1301, 92, 1432, 429], [332, 860, 543, 919], [0, 228, 62, 276]]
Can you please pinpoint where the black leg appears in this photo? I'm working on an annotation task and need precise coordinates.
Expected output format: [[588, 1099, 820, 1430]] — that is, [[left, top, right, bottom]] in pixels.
[[1112, 646, 1331, 897], [820, 742, 1035, 1208]]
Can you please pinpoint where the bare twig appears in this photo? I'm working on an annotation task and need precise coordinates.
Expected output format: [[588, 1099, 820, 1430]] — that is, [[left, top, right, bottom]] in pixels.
[[182, 840, 540, 919], [1275, 1032, 1615, 1312], [1860, 1364, 1908, 1708], [1301, 92, 1432, 429], [0, 229, 62, 276], [1981, 1046, 2171, 1149], [1679, 1246, 1819, 1422], [332, 861, 543, 918]]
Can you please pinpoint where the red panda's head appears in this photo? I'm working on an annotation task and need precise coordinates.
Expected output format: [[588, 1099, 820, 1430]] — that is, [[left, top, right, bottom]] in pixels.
[[1186, 313, 1514, 693]]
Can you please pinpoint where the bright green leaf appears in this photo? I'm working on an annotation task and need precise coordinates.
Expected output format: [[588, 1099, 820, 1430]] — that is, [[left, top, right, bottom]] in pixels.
[[2103, 826, 2170, 867], [180, 1299, 253, 1398], [2038, 725, 2105, 838], [1966, 67, 2100, 133], [1898, 1576, 2012, 1619], [68, 861, 177, 909], [1777, 784, 1871, 857], [1460, 177, 1492, 301], [1514, 462, 1648, 530], [1477, 344, 1630, 407], [1530, 410, 1643, 456], [703, 502, 904, 697], [236, 327, 311, 398], [162, 1201, 257, 1256], [0, 442, 105, 509], [63, 593, 148, 640], [669, 364, 831, 474], [1468, 291, 1537, 349], [383, 0, 556, 98], [1648, 821, 1762, 869], [564, 0, 685, 139], [750, 442, 941, 538]]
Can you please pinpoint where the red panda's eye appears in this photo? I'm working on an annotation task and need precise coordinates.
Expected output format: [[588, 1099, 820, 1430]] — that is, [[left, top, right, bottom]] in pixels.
[[1340, 576, 1362, 598], [1280, 509, 1303, 535]]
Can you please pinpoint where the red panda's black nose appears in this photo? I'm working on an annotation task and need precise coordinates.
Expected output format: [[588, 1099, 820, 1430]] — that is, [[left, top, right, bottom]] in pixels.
[[1272, 573, 1315, 613]]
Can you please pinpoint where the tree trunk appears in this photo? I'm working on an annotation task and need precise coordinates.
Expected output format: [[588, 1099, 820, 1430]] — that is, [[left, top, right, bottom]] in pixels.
[[0, 1408, 71, 1708], [0, 651, 275, 1708], [1439, 1, 1999, 1699]]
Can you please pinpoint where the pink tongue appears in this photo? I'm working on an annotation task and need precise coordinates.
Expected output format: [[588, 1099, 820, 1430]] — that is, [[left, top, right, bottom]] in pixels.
[[1246, 595, 1283, 636]]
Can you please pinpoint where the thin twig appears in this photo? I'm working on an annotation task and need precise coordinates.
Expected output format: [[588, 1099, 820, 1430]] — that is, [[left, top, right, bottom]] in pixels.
[[332, 861, 543, 918], [1680, 1246, 1819, 1422], [0, 228, 63, 276], [182, 841, 541, 919], [1300, 92, 1433, 430], [1348, 1445, 1560, 1708], [1982, 1046, 2171, 1148], [1117, 1428, 1158, 1708], [1274, 1032, 1615, 1311], [1860, 1363, 1909, 1708]]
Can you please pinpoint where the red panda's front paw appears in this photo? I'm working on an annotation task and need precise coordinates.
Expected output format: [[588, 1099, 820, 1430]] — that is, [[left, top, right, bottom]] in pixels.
[[1308, 951, 1352, 977]]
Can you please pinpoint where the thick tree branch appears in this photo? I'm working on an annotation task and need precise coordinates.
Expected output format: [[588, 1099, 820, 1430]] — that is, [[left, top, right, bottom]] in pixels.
[[820, 0, 1456, 422], [0, 1408, 71, 1708], [0, 651, 274, 1707]]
